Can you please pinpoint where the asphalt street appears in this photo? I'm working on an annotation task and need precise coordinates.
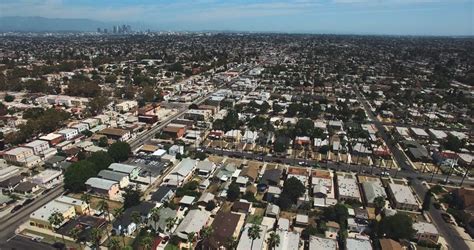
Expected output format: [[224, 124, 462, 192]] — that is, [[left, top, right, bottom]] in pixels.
[[353, 85, 469, 250], [0, 185, 64, 246]]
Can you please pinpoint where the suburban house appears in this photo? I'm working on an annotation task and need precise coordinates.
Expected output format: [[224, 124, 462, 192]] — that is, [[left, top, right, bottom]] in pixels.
[[361, 181, 387, 207], [309, 235, 338, 250], [276, 230, 301, 250], [14, 181, 39, 195], [260, 168, 282, 187], [164, 158, 196, 187], [108, 163, 140, 181], [150, 186, 175, 203], [3, 147, 41, 167], [57, 128, 79, 140], [98, 169, 130, 188], [85, 177, 120, 200], [174, 209, 211, 240], [113, 202, 156, 236], [237, 223, 267, 250], [31, 169, 63, 189], [195, 160, 217, 178], [205, 211, 242, 249]]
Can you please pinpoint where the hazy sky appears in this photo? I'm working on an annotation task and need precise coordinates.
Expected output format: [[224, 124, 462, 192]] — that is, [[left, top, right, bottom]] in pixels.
[[1, 0, 472, 35]]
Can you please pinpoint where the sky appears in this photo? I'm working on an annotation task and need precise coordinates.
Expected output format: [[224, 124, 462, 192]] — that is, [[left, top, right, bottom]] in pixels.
[[0, 0, 472, 35]]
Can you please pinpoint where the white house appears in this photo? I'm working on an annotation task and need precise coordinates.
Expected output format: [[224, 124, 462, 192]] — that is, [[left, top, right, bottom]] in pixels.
[[57, 128, 79, 140]]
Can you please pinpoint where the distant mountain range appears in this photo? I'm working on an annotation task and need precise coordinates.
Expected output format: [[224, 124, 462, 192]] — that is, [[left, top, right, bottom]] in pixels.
[[0, 16, 113, 32]]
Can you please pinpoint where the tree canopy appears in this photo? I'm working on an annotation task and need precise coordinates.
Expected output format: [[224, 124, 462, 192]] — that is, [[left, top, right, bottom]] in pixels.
[[108, 141, 131, 162], [378, 213, 416, 240]]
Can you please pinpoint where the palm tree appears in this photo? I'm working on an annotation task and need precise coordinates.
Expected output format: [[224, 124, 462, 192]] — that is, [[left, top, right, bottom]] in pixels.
[[165, 217, 176, 233], [108, 236, 121, 250], [187, 232, 195, 249], [112, 207, 126, 246], [112, 207, 124, 219], [225, 236, 238, 250], [97, 199, 111, 239], [98, 199, 111, 222], [267, 231, 280, 250], [199, 226, 214, 250], [248, 224, 262, 250], [69, 226, 83, 250], [131, 211, 142, 228], [140, 235, 153, 250], [48, 211, 66, 246], [149, 207, 161, 232], [90, 227, 102, 248], [80, 193, 92, 215]]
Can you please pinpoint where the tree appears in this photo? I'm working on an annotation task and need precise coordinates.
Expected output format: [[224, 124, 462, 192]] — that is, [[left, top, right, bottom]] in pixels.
[[378, 213, 416, 240], [187, 232, 195, 248], [444, 134, 463, 152], [373, 196, 386, 214], [200, 226, 214, 246], [88, 96, 109, 115], [150, 207, 161, 231], [123, 187, 142, 209], [90, 227, 102, 248], [105, 75, 117, 83], [248, 224, 262, 250], [267, 231, 280, 250], [422, 191, 433, 211], [107, 236, 121, 250], [98, 136, 108, 147], [225, 236, 238, 250], [98, 199, 111, 221], [281, 177, 305, 203], [69, 227, 83, 250], [227, 182, 240, 201], [141, 86, 156, 102], [131, 211, 142, 228], [108, 141, 131, 162], [64, 161, 97, 192], [205, 200, 216, 211], [49, 211, 66, 246], [81, 193, 92, 214], [4, 94, 14, 102], [295, 118, 315, 137], [165, 217, 177, 233], [195, 151, 207, 160], [140, 235, 153, 250], [87, 151, 114, 171]]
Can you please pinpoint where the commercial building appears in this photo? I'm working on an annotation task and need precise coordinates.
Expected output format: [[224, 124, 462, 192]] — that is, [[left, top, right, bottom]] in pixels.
[[24, 140, 50, 155], [336, 174, 362, 202], [387, 183, 418, 211], [413, 222, 439, 244]]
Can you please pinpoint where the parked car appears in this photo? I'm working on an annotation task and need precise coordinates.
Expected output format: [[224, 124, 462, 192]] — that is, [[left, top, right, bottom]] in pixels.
[[23, 198, 35, 206], [11, 204, 23, 213]]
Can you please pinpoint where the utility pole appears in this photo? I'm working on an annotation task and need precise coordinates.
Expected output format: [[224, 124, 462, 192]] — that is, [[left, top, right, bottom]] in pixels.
[[459, 160, 471, 187]]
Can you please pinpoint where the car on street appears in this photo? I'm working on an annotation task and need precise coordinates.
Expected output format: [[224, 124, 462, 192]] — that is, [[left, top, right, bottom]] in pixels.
[[11, 204, 23, 213]]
